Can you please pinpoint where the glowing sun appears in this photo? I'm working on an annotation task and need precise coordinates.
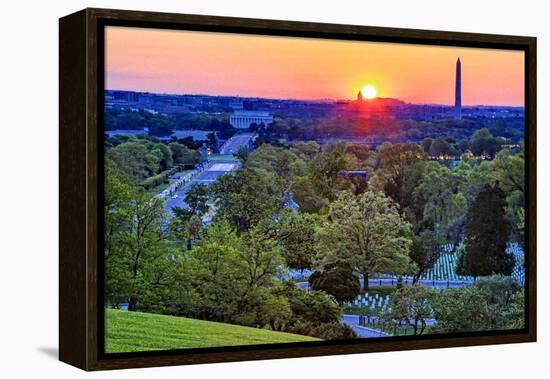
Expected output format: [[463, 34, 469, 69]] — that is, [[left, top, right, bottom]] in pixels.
[[362, 85, 377, 99]]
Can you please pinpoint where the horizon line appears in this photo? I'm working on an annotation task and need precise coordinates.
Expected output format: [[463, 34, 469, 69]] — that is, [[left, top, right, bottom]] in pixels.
[[105, 87, 525, 108]]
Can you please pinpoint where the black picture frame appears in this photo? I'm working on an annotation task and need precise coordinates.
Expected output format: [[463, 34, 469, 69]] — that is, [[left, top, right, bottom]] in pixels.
[[59, 7, 537, 371]]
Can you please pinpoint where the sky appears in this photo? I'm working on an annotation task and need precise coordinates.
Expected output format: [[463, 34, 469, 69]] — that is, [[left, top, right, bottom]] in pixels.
[[105, 26, 524, 106]]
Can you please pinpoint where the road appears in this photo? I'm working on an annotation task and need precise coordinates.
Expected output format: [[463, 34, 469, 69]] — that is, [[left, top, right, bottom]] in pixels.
[[163, 132, 256, 213], [164, 162, 241, 212], [219, 132, 255, 155]]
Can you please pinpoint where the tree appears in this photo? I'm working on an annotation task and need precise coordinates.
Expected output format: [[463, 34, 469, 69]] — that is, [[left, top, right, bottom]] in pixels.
[[491, 150, 525, 245], [170, 210, 203, 250], [274, 280, 355, 339], [181, 219, 287, 328], [457, 184, 514, 278], [291, 175, 329, 213], [380, 286, 434, 335], [432, 286, 492, 333], [104, 162, 134, 306], [413, 162, 467, 245], [211, 168, 285, 232], [474, 276, 523, 329], [375, 143, 425, 207], [104, 184, 168, 311], [246, 144, 300, 185], [273, 281, 342, 325], [344, 143, 371, 162], [185, 220, 248, 322], [255, 292, 293, 331], [309, 264, 361, 305], [317, 191, 415, 290], [409, 230, 443, 284], [502, 290, 525, 329], [124, 192, 168, 311], [475, 275, 520, 307], [153, 143, 173, 171], [169, 142, 199, 165], [107, 140, 162, 180], [234, 146, 250, 164], [429, 138, 452, 157], [206, 132, 218, 152], [277, 210, 319, 272], [290, 141, 320, 159], [310, 142, 355, 202], [469, 128, 499, 157], [238, 220, 285, 302], [184, 183, 210, 217], [394, 161, 427, 228]]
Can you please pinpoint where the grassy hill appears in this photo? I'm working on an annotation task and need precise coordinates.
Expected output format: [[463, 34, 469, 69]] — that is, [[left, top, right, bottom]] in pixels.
[[105, 308, 320, 353]]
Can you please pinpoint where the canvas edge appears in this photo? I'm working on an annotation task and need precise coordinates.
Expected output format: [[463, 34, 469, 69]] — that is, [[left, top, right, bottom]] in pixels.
[[58, 7, 537, 371]]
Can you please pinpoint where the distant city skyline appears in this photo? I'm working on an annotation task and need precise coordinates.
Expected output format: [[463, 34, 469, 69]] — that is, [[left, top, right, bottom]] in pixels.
[[106, 26, 525, 106]]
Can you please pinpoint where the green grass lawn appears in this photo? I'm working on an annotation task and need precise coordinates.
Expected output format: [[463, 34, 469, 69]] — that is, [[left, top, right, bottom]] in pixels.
[[105, 309, 320, 353]]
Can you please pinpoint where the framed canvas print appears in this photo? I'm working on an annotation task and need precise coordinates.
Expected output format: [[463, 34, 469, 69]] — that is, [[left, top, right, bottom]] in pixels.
[[59, 8, 536, 371]]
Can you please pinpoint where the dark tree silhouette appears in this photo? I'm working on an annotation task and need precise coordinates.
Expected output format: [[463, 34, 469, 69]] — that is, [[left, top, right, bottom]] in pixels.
[[409, 230, 442, 284], [309, 264, 361, 305], [457, 184, 514, 278]]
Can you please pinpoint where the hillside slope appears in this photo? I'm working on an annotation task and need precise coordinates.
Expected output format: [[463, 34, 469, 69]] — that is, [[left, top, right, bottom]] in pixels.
[[105, 309, 320, 353]]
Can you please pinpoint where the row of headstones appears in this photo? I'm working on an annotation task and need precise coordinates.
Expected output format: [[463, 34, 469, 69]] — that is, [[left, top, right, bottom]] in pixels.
[[378, 243, 525, 284], [508, 243, 525, 284], [424, 251, 470, 281], [348, 293, 391, 313], [379, 244, 466, 281]]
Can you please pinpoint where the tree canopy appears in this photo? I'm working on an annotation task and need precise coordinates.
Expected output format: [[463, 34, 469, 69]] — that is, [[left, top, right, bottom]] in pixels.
[[316, 191, 415, 289]]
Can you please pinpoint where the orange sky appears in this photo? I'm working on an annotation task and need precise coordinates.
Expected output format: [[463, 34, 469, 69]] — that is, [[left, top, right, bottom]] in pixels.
[[105, 26, 524, 106]]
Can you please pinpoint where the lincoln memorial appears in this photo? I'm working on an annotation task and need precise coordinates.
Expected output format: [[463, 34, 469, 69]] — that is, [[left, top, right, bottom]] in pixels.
[[229, 110, 273, 129]]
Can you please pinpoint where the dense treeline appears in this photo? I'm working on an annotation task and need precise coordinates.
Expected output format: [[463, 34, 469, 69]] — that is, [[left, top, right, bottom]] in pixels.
[[104, 136, 201, 186], [105, 108, 172, 131], [259, 115, 524, 146], [106, 107, 523, 148], [104, 135, 525, 339], [106, 109, 237, 139], [376, 276, 524, 335]]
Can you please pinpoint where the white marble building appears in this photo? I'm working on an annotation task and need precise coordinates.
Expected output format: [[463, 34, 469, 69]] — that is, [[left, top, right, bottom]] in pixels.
[[229, 110, 273, 129]]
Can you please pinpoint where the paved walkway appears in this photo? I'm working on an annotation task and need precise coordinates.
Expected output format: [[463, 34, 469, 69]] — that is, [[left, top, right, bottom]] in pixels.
[[341, 314, 391, 338]]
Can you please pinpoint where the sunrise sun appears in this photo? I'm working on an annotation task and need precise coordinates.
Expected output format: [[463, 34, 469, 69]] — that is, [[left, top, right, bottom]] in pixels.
[[362, 85, 377, 99]]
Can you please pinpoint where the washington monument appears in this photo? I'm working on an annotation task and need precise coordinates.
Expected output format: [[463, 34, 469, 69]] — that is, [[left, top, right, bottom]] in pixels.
[[455, 57, 462, 120]]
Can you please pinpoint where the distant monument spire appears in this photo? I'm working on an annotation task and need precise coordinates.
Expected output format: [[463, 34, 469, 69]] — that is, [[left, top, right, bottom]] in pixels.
[[455, 57, 462, 120], [357, 90, 363, 102]]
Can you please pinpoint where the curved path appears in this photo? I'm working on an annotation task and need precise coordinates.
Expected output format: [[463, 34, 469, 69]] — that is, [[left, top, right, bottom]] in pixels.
[[341, 314, 391, 338]]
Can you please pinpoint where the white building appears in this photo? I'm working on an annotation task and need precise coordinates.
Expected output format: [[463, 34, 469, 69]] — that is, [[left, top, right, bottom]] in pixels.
[[229, 110, 273, 129]]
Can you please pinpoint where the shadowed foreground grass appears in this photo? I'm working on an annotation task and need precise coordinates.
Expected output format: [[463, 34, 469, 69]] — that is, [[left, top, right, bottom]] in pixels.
[[105, 308, 320, 353]]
